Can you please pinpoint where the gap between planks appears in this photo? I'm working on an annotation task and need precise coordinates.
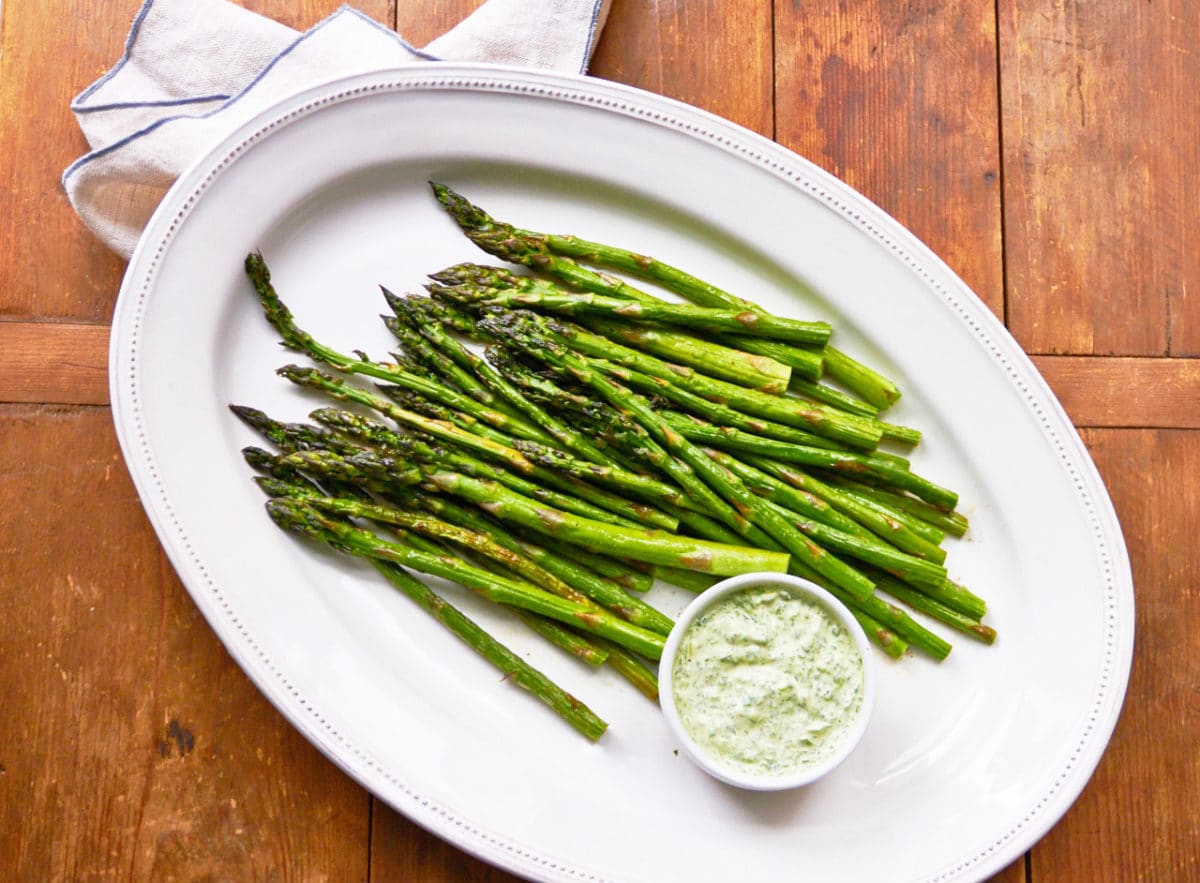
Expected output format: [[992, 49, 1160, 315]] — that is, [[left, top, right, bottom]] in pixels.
[[4, 321, 1200, 430]]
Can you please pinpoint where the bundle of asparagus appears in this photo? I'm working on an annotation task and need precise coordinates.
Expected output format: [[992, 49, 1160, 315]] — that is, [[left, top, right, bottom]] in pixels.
[[233, 183, 995, 741]]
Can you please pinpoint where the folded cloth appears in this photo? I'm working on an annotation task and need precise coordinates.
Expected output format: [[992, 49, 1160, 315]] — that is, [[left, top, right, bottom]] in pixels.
[[64, 0, 611, 259]]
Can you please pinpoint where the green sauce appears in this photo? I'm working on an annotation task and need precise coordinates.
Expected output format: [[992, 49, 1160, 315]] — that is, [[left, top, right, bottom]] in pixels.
[[671, 586, 864, 778]]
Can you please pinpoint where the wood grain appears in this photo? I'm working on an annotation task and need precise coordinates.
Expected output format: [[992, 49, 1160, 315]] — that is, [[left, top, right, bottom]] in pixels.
[[0, 322, 109, 404], [1033, 356, 1200, 429], [1030, 429, 1200, 880], [590, 0, 773, 137], [999, 1, 1200, 356], [0, 405, 369, 879], [0, 0, 133, 321], [773, 0, 1004, 318]]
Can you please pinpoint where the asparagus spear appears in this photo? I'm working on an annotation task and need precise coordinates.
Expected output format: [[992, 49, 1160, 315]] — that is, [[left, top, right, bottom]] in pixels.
[[436, 281, 832, 346], [578, 317, 794, 393], [582, 356, 838, 447], [420, 469, 789, 576], [497, 316, 877, 602], [659, 411, 958, 511], [378, 302, 528, 423], [648, 566, 721, 594], [552, 546, 655, 592], [229, 404, 364, 456], [377, 562, 608, 737], [641, 475, 914, 661], [260, 478, 675, 637], [788, 375, 880, 417], [430, 182, 901, 407], [820, 475, 970, 537], [403, 489, 663, 620], [267, 498, 667, 659], [246, 468, 608, 738], [392, 292, 622, 467], [868, 570, 996, 644], [509, 438, 696, 510], [850, 609, 910, 660], [394, 490, 669, 697], [592, 638, 660, 701], [787, 559, 952, 660], [465, 309, 887, 451], [821, 346, 903, 410], [513, 612, 611, 667], [744, 456, 948, 562], [723, 335, 825, 382], [429, 264, 796, 391], [279, 364, 680, 532], [244, 252, 555, 445]]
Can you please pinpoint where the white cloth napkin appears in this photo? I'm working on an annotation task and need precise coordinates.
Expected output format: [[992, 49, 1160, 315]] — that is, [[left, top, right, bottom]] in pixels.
[[64, 0, 611, 259]]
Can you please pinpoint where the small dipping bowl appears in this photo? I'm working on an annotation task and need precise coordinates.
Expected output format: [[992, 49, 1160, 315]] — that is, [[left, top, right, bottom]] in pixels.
[[659, 573, 876, 790]]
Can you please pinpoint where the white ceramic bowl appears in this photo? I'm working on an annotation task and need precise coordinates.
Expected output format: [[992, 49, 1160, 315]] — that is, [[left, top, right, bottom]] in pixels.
[[659, 572, 877, 790]]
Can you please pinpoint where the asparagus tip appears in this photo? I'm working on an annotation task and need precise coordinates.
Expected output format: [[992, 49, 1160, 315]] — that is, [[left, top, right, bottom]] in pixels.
[[379, 284, 405, 314], [244, 250, 267, 279], [429, 181, 492, 231], [241, 445, 276, 472], [228, 403, 266, 423], [253, 475, 300, 499]]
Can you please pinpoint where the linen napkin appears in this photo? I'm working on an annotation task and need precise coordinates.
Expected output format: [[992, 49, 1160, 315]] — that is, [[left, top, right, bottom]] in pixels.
[[63, 0, 612, 259]]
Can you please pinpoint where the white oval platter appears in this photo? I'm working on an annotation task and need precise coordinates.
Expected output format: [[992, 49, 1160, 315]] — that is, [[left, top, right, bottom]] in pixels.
[[111, 65, 1134, 883]]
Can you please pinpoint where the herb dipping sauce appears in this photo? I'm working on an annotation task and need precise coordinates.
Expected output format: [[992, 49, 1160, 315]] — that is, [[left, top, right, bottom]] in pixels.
[[670, 584, 866, 780]]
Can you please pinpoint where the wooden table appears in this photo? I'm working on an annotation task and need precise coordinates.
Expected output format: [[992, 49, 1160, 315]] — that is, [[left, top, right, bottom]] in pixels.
[[2, 1, 1196, 879]]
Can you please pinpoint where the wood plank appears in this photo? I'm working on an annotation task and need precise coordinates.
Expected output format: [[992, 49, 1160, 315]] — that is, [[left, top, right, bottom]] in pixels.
[[998, 1, 1200, 356], [0, 0, 131, 321], [1030, 429, 1200, 880], [1033, 355, 1200, 429], [0, 405, 369, 879], [590, 0, 773, 137], [0, 0, 392, 324], [773, 0, 1005, 318], [0, 321, 109, 404]]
